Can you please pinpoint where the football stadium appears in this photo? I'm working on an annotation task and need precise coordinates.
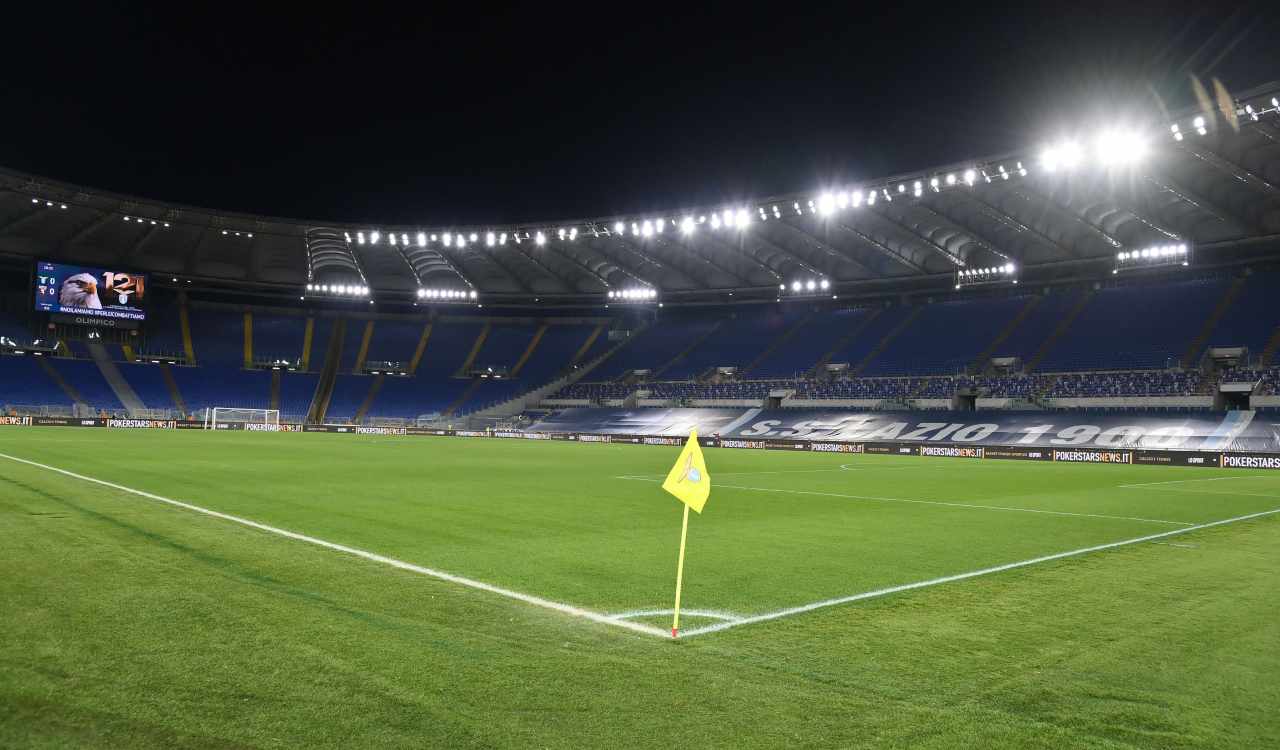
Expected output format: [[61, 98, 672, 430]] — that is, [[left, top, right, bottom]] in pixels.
[[4, 14, 1280, 746]]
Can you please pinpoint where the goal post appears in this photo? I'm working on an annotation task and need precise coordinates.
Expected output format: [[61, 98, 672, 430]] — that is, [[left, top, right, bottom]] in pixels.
[[203, 407, 281, 430]]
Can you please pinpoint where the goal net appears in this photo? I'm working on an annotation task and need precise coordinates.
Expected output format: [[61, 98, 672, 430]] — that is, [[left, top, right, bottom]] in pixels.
[[203, 407, 281, 430]]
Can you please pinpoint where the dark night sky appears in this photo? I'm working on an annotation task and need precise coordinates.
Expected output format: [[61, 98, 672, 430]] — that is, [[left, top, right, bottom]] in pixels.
[[1, 2, 1276, 226]]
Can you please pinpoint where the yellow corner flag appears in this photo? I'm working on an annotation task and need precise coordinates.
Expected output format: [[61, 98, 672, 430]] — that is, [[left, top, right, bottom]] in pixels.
[[662, 429, 710, 638], [661, 428, 711, 513]]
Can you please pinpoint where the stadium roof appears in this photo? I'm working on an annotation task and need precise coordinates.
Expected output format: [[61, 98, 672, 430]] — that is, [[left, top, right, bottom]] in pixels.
[[2, 83, 1278, 307]]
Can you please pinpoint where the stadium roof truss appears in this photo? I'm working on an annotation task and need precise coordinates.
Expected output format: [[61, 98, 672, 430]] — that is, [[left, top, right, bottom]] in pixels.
[[1, 84, 1278, 304]]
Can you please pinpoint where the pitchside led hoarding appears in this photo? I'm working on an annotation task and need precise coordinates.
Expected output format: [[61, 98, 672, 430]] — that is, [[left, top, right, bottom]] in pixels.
[[34, 261, 148, 322], [528, 407, 1280, 453]]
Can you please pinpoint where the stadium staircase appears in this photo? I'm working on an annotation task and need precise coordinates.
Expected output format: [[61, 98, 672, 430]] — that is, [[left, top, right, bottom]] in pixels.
[[159, 364, 188, 415], [651, 319, 725, 378], [35, 356, 85, 406], [1181, 277, 1246, 368], [407, 322, 434, 374], [307, 318, 346, 423], [569, 324, 606, 366], [812, 308, 882, 373], [972, 295, 1042, 371], [1258, 325, 1280, 367], [1025, 291, 1092, 372], [178, 293, 197, 365], [509, 324, 547, 376], [269, 369, 282, 411], [442, 379, 483, 417], [851, 307, 923, 376], [454, 323, 492, 376], [742, 312, 814, 376], [353, 373, 385, 423], [300, 318, 315, 370], [352, 321, 375, 374], [462, 323, 650, 423], [87, 342, 146, 415], [242, 312, 254, 369]]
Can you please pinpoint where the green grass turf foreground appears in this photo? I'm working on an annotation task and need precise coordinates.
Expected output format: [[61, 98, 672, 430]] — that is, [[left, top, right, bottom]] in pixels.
[[0, 428, 1278, 748]]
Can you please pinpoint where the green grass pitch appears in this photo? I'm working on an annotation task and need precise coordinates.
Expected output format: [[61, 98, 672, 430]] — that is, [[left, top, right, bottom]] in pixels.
[[1, 427, 1278, 748]]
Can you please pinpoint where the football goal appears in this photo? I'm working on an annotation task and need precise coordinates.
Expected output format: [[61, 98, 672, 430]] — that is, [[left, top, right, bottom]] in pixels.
[[203, 407, 281, 430]]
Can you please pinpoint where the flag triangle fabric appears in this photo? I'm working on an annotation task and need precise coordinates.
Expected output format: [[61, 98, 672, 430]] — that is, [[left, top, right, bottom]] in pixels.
[[661, 429, 711, 513]]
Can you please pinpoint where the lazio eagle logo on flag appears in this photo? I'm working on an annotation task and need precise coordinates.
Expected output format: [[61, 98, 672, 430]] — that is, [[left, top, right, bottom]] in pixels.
[[662, 429, 711, 513]]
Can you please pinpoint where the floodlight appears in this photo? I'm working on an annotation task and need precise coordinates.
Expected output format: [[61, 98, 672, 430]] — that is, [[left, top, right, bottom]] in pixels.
[[443, 232, 452, 246], [819, 279, 829, 289], [469, 233, 478, 242], [569, 227, 578, 240], [710, 214, 722, 229], [470, 290, 477, 299], [370, 231, 380, 245], [614, 221, 624, 234], [818, 193, 835, 215], [681, 217, 695, 235], [963, 169, 976, 185], [736, 208, 749, 226], [1095, 129, 1147, 165], [642, 220, 653, 237], [836, 192, 849, 209], [456, 235, 466, 248], [608, 290, 614, 298], [791, 281, 802, 292], [806, 280, 816, 291], [535, 231, 546, 245], [655, 219, 664, 233], [389, 234, 397, 245], [557, 228, 566, 241], [499, 232, 507, 244]]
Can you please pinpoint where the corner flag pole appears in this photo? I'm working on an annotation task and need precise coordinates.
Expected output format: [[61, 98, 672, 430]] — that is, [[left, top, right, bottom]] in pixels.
[[671, 502, 691, 638]]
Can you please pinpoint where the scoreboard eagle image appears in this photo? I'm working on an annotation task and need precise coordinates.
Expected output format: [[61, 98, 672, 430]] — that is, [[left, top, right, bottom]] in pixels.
[[34, 260, 148, 323]]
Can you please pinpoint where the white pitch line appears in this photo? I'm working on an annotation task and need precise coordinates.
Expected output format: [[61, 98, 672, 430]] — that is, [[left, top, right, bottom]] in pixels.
[[610, 608, 744, 623], [676, 506, 1280, 638], [1119, 476, 1274, 488], [0, 452, 667, 639], [614, 476, 1193, 526], [1142, 488, 1280, 499], [1151, 541, 1198, 549]]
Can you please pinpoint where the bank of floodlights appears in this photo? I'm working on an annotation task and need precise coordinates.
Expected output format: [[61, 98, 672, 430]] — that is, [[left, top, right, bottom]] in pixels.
[[305, 283, 370, 297], [1114, 243, 1190, 274], [955, 263, 1017, 290], [780, 278, 830, 296], [607, 288, 659, 303], [416, 288, 478, 301]]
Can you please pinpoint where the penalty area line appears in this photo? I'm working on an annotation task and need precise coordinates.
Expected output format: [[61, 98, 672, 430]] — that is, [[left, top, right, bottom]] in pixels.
[[676, 505, 1280, 638], [0, 452, 668, 640]]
